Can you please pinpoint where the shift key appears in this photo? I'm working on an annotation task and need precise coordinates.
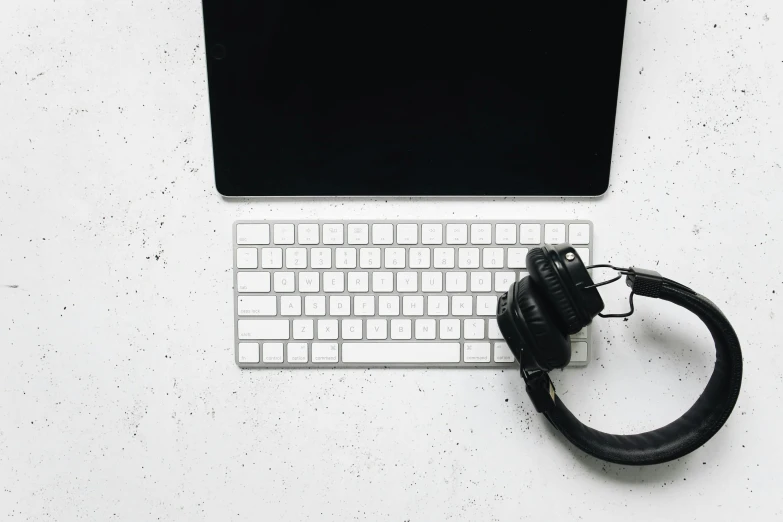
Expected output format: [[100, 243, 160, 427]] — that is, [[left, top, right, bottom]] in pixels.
[[238, 319, 289, 340]]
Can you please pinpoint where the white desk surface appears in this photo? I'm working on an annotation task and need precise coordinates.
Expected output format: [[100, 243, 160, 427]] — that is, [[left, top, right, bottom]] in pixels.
[[2, 1, 782, 520]]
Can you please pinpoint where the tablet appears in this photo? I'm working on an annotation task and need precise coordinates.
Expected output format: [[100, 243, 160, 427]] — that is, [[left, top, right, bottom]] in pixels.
[[202, 1, 628, 196]]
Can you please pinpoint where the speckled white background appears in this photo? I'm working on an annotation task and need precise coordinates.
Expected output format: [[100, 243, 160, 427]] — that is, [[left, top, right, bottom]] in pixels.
[[1, 1, 782, 520]]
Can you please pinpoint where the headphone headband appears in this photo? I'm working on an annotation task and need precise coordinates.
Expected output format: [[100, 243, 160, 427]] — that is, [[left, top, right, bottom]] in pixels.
[[498, 250, 743, 466]]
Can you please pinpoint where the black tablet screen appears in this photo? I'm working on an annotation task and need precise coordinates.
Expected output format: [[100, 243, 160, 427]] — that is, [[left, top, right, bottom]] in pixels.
[[203, 1, 628, 196]]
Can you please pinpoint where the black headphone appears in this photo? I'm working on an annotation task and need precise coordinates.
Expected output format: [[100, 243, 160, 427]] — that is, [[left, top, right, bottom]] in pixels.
[[496, 244, 743, 466]]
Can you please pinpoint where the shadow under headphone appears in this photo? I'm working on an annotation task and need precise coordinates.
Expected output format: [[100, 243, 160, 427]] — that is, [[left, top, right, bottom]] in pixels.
[[496, 244, 743, 466]]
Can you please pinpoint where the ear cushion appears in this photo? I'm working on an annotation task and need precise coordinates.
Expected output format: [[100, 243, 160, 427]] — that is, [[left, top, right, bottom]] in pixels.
[[527, 247, 583, 334], [515, 277, 571, 371]]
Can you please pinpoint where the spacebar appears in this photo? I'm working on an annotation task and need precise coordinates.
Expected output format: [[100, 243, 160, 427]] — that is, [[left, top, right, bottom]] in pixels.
[[342, 343, 461, 363]]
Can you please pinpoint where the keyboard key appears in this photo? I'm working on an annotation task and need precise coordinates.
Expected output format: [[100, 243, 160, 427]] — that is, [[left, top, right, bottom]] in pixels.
[[347, 272, 369, 292], [297, 224, 319, 245], [470, 224, 492, 245], [335, 248, 357, 268], [397, 224, 418, 245], [312, 343, 339, 363], [342, 319, 363, 339], [261, 248, 283, 269], [236, 248, 258, 269], [286, 248, 307, 269], [273, 224, 295, 245], [379, 296, 400, 316], [293, 319, 313, 340], [494, 342, 515, 363], [354, 296, 375, 315], [520, 224, 542, 244], [384, 248, 406, 268], [476, 296, 497, 316], [238, 342, 260, 363], [280, 296, 301, 316], [323, 272, 345, 292], [237, 272, 270, 293], [446, 224, 468, 245], [571, 327, 588, 339], [439, 319, 460, 339], [569, 223, 590, 245], [298, 272, 320, 293], [494, 272, 516, 292], [488, 319, 504, 339], [403, 296, 424, 316], [263, 343, 284, 363], [545, 223, 566, 244], [391, 319, 412, 339], [323, 224, 344, 245], [287, 343, 308, 363], [470, 272, 492, 292], [464, 342, 490, 363], [571, 341, 588, 363], [482, 248, 504, 268], [409, 248, 431, 268], [575, 248, 590, 266], [237, 224, 270, 245], [495, 224, 516, 245], [372, 223, 394, 245], [273, 272, 295, 292], [359, 248, 381, 268], [415, 319, 437, 340], [422, 224, 443, 245], [445, 272, 467, 292], [433, 248, 455, 268], [305, 296, 326, 316], [318, 319, 339, 340], [427, 296, 449, 316], [421, 272, 443, 292], [311, 248, 332, 269], [238, 296, 277, 316], [372, 272, 394, 292], [330, 296, 350, 316], [342, 342, 460, 363], [464, 319, 485, 340], [458, 248, 480, 268], [507, 248, 528, 269], [366, 319, 388, 340], [238, 319, 289, 340], [397, 272, 418, 292], [452, 296, 473, 316], [348, 224, 369, 245]]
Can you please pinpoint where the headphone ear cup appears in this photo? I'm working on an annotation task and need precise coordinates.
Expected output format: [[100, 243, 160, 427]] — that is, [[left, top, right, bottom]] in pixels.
[[527, 247, 584, 334], [513, 277, 572, 371]]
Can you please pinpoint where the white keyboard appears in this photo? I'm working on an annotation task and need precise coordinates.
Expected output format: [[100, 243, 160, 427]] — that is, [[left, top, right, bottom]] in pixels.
[[233, 220, 592, 368]]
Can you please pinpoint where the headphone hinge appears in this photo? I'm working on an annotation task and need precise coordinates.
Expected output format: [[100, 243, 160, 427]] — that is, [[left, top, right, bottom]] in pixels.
[[626, 267, 664, 298]]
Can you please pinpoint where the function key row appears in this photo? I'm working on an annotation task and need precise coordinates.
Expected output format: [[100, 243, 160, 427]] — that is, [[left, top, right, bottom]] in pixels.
[[236, 223, 590, 246]]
